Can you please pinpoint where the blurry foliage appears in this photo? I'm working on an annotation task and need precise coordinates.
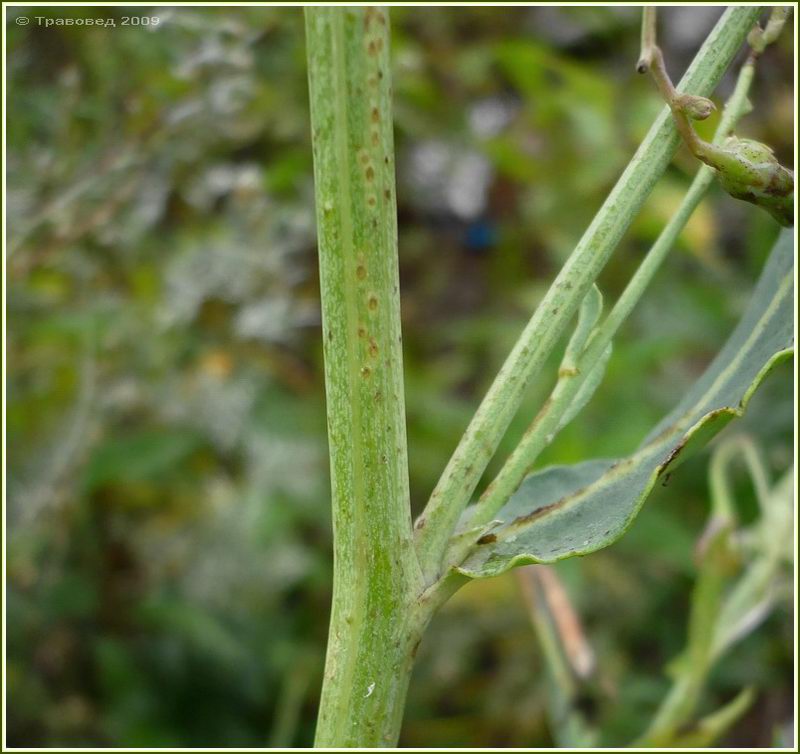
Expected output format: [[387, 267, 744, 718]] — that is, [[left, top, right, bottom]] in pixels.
[[5, 5, 793, 747]]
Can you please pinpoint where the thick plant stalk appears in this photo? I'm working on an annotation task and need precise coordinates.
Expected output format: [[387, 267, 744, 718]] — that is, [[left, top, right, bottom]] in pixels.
[[306, 7, 424, 747], [414, 6, 761, 581]]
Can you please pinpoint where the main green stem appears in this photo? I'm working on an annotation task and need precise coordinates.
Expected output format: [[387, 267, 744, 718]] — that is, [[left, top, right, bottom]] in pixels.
[[414, 6, 760, 582], [306, 7, 424, 747]]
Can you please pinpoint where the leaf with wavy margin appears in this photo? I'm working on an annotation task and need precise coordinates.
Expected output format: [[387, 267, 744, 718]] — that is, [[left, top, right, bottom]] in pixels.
[[458, 229, 793, 579]]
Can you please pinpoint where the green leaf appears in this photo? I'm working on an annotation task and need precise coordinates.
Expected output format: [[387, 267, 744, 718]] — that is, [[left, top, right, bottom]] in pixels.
[[555, 284, 612, 433], [562, 284, 603, 369], [557, 345, 612, 434], [457, 229, 793, 579]]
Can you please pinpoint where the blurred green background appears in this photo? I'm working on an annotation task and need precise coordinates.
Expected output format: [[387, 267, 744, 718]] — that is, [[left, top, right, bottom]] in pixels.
[[5, 5, 794, 748]]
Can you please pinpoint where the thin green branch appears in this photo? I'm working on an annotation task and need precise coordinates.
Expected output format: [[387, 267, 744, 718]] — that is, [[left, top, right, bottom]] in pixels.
[[414, 6, 761, 582], [452, 45, 759, 550], [636, 5, 657, 73]]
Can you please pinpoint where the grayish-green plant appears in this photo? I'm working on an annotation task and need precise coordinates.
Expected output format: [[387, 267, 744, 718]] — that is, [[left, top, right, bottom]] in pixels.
[[305, 6, 793, 746]]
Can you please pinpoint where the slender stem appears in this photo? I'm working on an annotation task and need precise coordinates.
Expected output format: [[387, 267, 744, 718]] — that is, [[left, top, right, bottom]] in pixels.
[[709, 434, 771, 523], [711, 467, 790, 659], [762, 7, 792, 46], [452, 47, 758, 552], [517, 568, 595, 747], [306, 7, 423, 747], [640, 530, 732, 745], [638, 8, 718, 163], [640, 6, 789, 176], [648, 46, 712, 158], [414, 6, 761, 581], [636, 5, 657, 73], [749, 7, 792, 55]]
